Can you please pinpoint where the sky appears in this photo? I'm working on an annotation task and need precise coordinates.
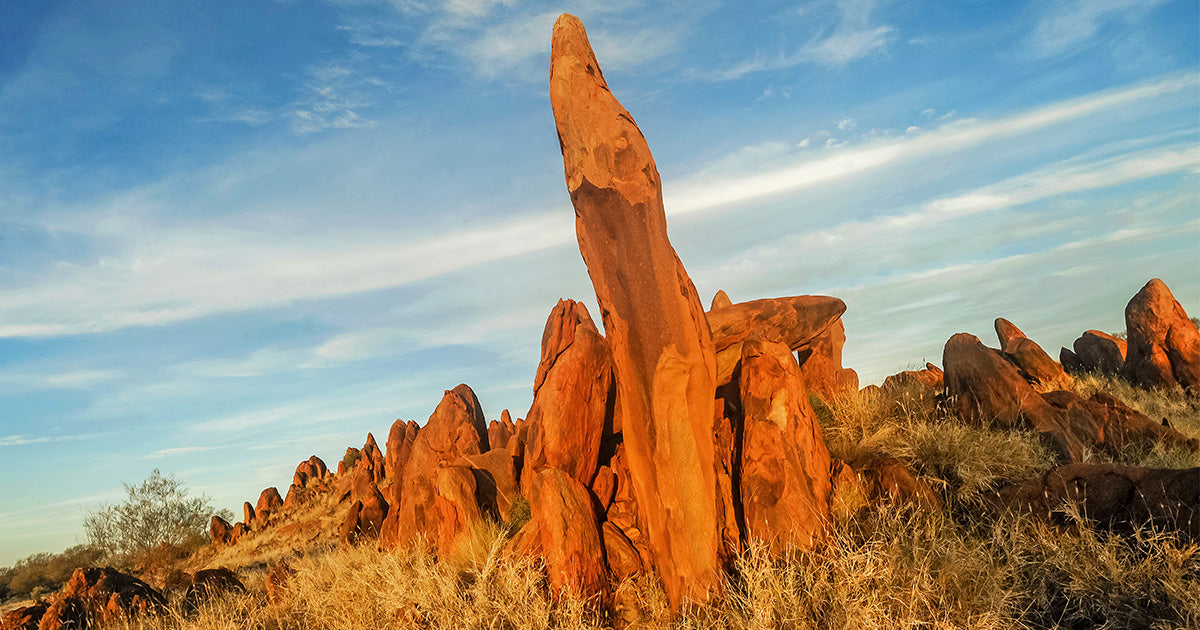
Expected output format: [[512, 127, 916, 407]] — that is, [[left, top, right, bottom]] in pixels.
[[0, 0, 1197, 565]]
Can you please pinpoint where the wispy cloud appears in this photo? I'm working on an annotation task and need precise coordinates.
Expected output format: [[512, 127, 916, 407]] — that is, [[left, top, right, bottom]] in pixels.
[[1026, 0, 1170, 59], [144, 445, 224, 459], [0, 432, 114, 447]]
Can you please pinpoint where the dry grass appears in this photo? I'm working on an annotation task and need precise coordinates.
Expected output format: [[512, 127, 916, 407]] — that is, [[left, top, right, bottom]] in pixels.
[[1070, 372, 1200, 469], [112, 383, 1198, 630]]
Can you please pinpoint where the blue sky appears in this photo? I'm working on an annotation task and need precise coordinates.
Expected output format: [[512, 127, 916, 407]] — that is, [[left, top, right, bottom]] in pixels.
[[1, 0, 1197, 564]]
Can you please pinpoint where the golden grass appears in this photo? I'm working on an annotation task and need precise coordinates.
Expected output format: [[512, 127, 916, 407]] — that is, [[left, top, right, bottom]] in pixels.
[[1070, 372, 1200, 469]]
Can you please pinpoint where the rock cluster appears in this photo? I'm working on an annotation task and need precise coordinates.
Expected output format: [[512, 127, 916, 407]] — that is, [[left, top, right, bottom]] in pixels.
[[11, 567, 167, 630]]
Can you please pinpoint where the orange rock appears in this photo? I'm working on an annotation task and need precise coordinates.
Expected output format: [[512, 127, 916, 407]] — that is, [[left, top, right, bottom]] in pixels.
[[710, 289, 733, 310], [858, 458, 941, 509], [1041, 390, 1199, 454], [738, 336, 834, 554], [882, 363, 943, 393], [229, 522, 246, 544], [1072, 330, 1126, 375], [255, 487, 283, 526], [1123, 278, 1200, 390], [181, 568, 245, 615], [432, 466, 482, 554], [487, 410, 516, 453], [523, 299, 614, 487], [457, 448, 519, 520], [795, 318, 858, 401], [994, 318, 1072, 390], [944, 333, 1085, 462], [0, 603, 45, 630], [381, 384, 488, 551], [590, 465, 616, 511], [550, 13, 721, 609], [384, 419, 420, 503], [712, 404, 741, 566], [527, 469, 608, 600], [37, 568, 165, 630], [264, 564, 296, 606], [708, 295, 847, 386], [1060, 347, 1085, 374], [209, 515, 233, 546], [601, 521, 643, 580]]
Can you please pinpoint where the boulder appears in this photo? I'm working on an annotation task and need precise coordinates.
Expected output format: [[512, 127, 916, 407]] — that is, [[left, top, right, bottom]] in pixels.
[[526, 469, 608, 600], [209, 515, 233, 546], [255, 487, 283, 525], [229, 522, 246, 544], [708, 295, 847, 386], [601, 521, 643, 580], [1122, 278, 1200, 390], [994, 318, 1072, 390], [1059, 347, 1085, 374], [710, 289, 733, 310], [882, 363, 943, 394], [381, 384, 488, 551], [359, 433, 385, 484], [1072, 330, 1126, 375], [795, 319, 859, 401], [944, 333, 1085, 462], [994, 317, 1026, 350], [384, 419, 420, 505], [37, 567, 166, 630], [457, 448, 520, 520], [550, 13, 722, 609], [523, 299, 614, 487], [1041, 390, 1199, 454], [738, 336, 834, 554], [857, 458, 941, 510], [432, 466, 483, 554], [181, 568, 245, 614], [243, 502, 256, 530], [996, 463, 1199, 537], [0, 603, 45, 630], [264, 565, 295, 606]]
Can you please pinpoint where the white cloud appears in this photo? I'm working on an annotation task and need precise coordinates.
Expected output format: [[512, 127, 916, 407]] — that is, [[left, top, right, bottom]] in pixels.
[[1027, 0, 1170, 59], [804, 25, 894, 66], [837, 118, 856, 131], [144, 446, 223, 459], [0, 432, 113, 447]]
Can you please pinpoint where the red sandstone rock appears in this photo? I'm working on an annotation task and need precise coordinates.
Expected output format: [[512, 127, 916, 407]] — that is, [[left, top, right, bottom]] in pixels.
[[255, 487, 283, 526], [181, 568, 245, 614], [712, 402, 741, 566], [1041, 390, 1199, 454], [550, 13, 722, 608], [944, 333, 1085, 462], [209, 515, 233, 546], [708, 295, 847, 386], [996, 463, 1199, 536], [993, 318, 1072, 390], [384, 419, 420, 505], [710, 290, 733, 311], [487, 410, 516, 453], [882, 363, 943, 393], [0, 603, 45, 630], [601, 521, 643, 580], [526, 469, 608, 600], [432, 466, 482, 554], [457, 448, 520, 520], [1123, 278, 1200, 390], [243, 502, 256, 529], [523, 299, 614, 487], [858, 458, 941, 510], [381, 384, 488, 551], [738, 336, 834, 554], [591, 465, 616, 512], [796, 319, 859, 401], [229, 522, 246, 544], [37, 567, 166, 630], [1072, 330, 1126, 375]]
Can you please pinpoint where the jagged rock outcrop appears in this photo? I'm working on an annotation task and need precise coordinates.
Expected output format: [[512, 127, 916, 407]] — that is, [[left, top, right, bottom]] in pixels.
[[1071, 330, 1126, 375], [0, 603, 45, 630], [487, 410, 516, 453], [255, 487, 283, 526], [209, 515, 233, 546], [37, 567, 166, 630], [994, 318, 1072, 390], [944, 333, 1085, 462], [710, 289, 733, 310], [708, 295, 847, 386], [457, 448, 519, 521], [523, 299, 614, 487], [550, 13, 722, 608], [1041, 390, 1199, 454], [381, 384, 488, 552], [796, 319, 859, 401], [432, 466, 482, 554], [243, 502, 256, 530], [1122, 278, 1200, 390], [520, 469, 608, 600], [1059, 347, 1085, 373], [738, 336, 834, 553], [996, 463, 1199, 537], [342, 471, 389, 544]]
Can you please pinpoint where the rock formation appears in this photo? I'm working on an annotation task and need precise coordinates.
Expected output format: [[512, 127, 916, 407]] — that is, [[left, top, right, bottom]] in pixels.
[[1122, 278, 1200, 390], [181, 568, 245, 615], [994, 318, 1072, 390], [521, 469, 608, 600], [737, 336, 834, 553], [36, 567, 166, 630], [209, 515, 232, 547], [255, 487, 283, 525], [795, 319, 859, 400], [708, 295, 847, 386], [550, 12, 722, 608], [523, 299, 614, 487], [1071, 330, 1126, 375], [381, 384, 488, 552]]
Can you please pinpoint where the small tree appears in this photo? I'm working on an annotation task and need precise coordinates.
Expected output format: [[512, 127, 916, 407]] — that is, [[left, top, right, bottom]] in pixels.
[[83, 469, 224, 563]]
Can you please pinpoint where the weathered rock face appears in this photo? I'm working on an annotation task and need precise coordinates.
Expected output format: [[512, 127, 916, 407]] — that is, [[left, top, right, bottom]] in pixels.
[[384, 419, 420, 505], [738, 336, 834, 554], [359, 433, 386, 485], [243, 502, 256, 529], [457, 448, 520, 520], [209, 515, 233, 546], [796, 319, 859, 401], [1072, 330, 1126, 375], [432, 466, 483, 554], [381, 384, 488, 552], [710, 289, 733, 311], [1041, 390, 1199, 454], [524, 299, 614, 487], [1123, 278, 1200, 390], [255, 487, 283, 525], [708, 295, 847, 386], [487, 410, 516, 454], [37, 567, 166, 630], [997, 463, 1199, 537], [550, 13, 722, 608], [944, 333, 1085, 462], [0, 603, 45, 630], [882, 362, 944, 394], [526, 469, 608, 600], [993, 318, 1072, 390]]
